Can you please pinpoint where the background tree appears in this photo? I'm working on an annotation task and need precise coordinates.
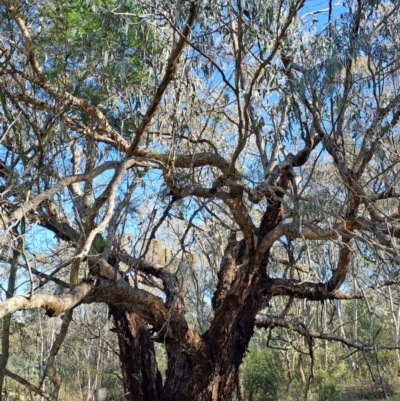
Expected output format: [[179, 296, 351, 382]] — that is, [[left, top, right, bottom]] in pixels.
[[1, 0, 400, 400]]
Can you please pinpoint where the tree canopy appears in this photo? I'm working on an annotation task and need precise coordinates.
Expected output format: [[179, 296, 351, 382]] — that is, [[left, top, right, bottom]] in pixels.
[[1, 0, 400, 400]]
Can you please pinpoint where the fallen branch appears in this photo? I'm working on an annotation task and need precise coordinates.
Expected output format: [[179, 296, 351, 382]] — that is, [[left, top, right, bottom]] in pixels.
[[0, 367, 54, 401]]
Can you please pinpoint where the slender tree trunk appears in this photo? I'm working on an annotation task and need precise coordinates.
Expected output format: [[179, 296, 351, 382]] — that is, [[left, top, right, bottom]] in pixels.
[[335, 300, 356, 370], [40, 310, 72, 399], [323, 301, 328, 371], [297, 352, 306, 390], [0, 248, 19, 400], [396, 295, 400, 376], [388, 287, 400, 375]]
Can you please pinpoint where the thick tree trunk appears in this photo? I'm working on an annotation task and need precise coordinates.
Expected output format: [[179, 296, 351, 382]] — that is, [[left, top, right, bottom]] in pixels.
[[162, 259, 272, 401], [109, 269, 271, 401], [109, 202, 281, 401], [109, 306, 165, 401]]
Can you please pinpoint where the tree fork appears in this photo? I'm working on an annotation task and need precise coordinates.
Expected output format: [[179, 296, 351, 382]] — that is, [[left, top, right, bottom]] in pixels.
[[168, 224, 276, 400]]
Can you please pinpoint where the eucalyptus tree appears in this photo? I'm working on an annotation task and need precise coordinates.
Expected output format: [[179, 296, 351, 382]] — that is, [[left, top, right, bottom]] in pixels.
[[1, 0, 400, 401]]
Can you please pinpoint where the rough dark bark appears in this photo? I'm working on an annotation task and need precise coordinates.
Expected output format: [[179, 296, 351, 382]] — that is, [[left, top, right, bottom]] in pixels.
[[107, 251, 273, 401], [163, 338, 211, 401], [160, 235, 275, 400], [109, 306, 166, 401], [109, 202, 280, 401], [212, 232, 245, 310], [160, 285, 272, 401], [208, 277, 272, 401]]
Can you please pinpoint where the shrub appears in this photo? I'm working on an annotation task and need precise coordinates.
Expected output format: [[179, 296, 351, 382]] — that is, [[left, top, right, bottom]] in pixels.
[[242, 348, 284, 401]]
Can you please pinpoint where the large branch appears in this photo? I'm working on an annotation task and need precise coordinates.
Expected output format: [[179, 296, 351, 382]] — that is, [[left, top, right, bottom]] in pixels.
[[354, 95, 400, 178], [223, 196, 257, 247], [0, 276, 169, 327], [348, 216, 400, 239], [3, 158, 163, 224], [0, 274, 197, 343], [258, 222, 338, 255], [61, 116, 232, 172], [0, 279, 94, 319], [118, 252, 186, 314], [0, 88, 232, 174], [28, 212, 79, 242], [1, 0, 128, 150], [256, 314, 398, 352], [126, 2, 197, 156], [135, 148, 231, 171], [346, 217, 400, 265], [88, 279, 204, 351], [86, 279, 169, 328], [270, 278, 361, 301], [0, 368, 54, 401], [326, 236, 352, 291], [211, 233, 245, 310]]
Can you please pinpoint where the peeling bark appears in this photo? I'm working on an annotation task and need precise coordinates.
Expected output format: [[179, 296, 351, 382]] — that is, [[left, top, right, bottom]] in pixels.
[[212, 232, 245, 310]]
